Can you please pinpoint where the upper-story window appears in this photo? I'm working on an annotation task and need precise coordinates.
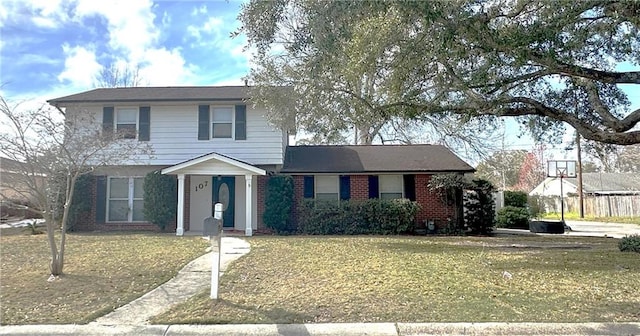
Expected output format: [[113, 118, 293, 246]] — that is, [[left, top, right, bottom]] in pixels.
[[102, 106, 150, 141], [116, 108, 138, 139], [379, 175, 403, 199], [198, 104, 246, 141], [212, 107, 233, 138]]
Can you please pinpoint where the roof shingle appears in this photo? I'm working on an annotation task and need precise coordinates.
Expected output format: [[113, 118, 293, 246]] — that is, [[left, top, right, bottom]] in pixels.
[[48, 86, 250, 105], [280, 145, 475, 173]]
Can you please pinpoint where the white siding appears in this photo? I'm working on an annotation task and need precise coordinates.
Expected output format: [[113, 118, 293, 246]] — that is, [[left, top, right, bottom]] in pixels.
[[68, 103, 285, 166]]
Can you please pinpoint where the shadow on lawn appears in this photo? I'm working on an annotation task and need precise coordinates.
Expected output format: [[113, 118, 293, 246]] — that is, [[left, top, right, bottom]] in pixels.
[[216, 299, 314, 327]]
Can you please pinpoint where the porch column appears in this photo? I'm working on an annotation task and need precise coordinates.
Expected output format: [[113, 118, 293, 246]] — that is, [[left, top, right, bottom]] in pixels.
[[176, 174, 185, 236], [245, 174, 253, 236]]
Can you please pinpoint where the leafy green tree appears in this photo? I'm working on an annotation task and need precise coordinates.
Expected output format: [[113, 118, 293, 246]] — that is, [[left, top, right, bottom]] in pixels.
[[475, 150, 528, 189], [143, 171, 177, 231], [238, 0, 640, 145]]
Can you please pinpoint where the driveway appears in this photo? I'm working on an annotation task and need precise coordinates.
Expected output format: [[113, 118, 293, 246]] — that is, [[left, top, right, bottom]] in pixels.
[[564, 220, 640, 239]]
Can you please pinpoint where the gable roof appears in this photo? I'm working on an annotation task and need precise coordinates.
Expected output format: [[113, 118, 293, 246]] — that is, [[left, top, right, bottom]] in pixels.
[[161, 151, 266, 176], [566, 173, 640, 194], [47, 86, 251, 105], [280, 145, 475, 174]]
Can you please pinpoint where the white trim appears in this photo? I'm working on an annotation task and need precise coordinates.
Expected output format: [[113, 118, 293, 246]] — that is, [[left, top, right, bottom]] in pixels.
[[161, 152, 266, 176], [245, 174, 253, 236]]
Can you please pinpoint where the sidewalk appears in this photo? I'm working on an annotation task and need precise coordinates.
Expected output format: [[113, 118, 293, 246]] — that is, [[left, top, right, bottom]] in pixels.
[[2, 322, 640, 335], [91, 236, 250, 325]]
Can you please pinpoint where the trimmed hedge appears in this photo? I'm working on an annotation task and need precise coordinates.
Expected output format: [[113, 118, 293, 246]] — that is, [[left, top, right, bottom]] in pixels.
[[298, 199, 421, 235], [504, 190, 528, 208], [263, 175, 295, 234], [496, 206, 530, 229]]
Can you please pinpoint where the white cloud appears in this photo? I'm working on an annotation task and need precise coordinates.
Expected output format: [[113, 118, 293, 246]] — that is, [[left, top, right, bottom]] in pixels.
[[187, 17, 224, 42], [139, 48, 197, 86], [0, 0, 70, 28], [74, 0, 158, 62], [191, 4, 207, 16], [57, 44, 102, 88]]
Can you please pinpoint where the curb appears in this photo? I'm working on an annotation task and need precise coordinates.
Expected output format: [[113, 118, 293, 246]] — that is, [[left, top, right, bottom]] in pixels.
[[2, 322, 639, 336]]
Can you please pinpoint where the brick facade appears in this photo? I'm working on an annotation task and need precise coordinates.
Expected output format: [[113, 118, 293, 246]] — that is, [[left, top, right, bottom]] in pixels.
[[350, 175, 369, 200], [256, 175, 267, 230], [72, 175, 178, 232], [288, 173, 459, 231]]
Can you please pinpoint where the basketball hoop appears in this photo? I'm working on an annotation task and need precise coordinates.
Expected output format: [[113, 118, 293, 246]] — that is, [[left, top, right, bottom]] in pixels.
[[547, 160, 577, 225]]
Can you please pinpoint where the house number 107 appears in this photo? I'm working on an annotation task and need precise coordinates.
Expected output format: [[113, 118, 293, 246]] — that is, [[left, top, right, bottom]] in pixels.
[[195, 180, 208, 192]]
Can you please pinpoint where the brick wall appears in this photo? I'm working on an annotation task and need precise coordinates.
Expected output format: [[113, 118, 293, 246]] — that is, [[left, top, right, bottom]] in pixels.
[[350, 175, 368, 200], [256, 175, 267, 230], [72, 174, 179, 233], [415, 174, 457, 229]]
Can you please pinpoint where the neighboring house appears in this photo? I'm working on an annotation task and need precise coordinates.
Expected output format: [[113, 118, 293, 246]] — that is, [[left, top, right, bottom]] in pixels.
[[529, 173, 640, 217], [47, 86, 475, 236], [529, 173, 640, 197]]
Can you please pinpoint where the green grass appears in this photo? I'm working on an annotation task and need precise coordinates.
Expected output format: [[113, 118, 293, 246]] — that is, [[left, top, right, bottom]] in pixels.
[[0, 230, 209, 325], [153, 236, 640, 324], [541, 212, 640, 225]]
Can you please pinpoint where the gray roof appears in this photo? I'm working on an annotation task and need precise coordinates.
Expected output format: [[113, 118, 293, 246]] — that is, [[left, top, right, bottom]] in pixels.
[[566, 173, 640, 194], [48, 86, 251, 105], [281, 145, 475, 174]]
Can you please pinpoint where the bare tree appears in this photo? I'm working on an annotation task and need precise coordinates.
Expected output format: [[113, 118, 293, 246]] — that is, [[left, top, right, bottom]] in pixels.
[[94, 62, 144, 88], [0, 96, 152, 277]]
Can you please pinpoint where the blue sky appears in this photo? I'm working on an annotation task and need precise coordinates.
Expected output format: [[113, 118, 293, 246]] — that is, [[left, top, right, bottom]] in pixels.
[[0, 0, 248, 101], [0, 0, 637, 162]]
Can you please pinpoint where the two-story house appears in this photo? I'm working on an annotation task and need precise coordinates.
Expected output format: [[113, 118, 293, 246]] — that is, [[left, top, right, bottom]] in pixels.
[[48, 86, 475, 236]]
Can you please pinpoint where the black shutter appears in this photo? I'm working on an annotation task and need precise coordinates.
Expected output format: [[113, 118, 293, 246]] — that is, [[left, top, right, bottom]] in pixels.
[[235, 104, 246, 140], [139, 106, 150, 141], [339, 175, 350, 200], [303, 176, 315, 198], [403, 174, 416, 201], [368, 175, 379, 199], [102, 106, 114, 136], [198, 105, 210, 140], [95, 176, 107, 223]]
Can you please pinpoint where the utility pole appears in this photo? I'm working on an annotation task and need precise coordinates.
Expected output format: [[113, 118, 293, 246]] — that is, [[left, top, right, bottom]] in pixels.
[[576, 132, 584, 218]]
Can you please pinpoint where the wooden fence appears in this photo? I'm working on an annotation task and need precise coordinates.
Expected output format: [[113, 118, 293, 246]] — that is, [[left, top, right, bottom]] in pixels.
[[537, 195, 640, 217]]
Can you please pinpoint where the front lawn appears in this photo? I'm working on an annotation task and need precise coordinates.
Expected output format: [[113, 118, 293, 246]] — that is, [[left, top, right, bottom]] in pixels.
[[0, 231, 208, 325], [153, 235, 640, 324]]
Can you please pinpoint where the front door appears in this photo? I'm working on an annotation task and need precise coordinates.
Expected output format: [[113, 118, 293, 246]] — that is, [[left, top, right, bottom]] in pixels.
[[213, 176, 235, 228]]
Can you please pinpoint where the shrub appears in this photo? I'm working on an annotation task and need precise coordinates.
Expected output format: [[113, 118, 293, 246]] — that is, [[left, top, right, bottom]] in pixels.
[[464, 178, 496, 235], [527, 195, 543, 218], [297, 199, 420, 235], [504, 190, 528, 208], [143, 171, 177, 231], [263, 175, 294, 234], [619, 234, 640, 253], [496, 206, 530, 229], [67, 174, 92, 231]]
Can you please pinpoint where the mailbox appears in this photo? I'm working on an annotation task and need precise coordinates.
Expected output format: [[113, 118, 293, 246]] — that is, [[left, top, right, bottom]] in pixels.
[[203, 216, 220, 237]]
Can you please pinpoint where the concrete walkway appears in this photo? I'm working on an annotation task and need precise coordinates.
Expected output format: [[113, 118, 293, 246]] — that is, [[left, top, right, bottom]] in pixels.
[[3, 322, 640, 335], [91, 236, 250, 325]]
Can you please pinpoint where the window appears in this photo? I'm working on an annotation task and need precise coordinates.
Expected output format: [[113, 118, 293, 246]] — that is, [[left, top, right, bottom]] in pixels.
[[212, 107, 233, 138], [108, 177, 145, 222], [116, 108, 138, 139], [379, 175, 403, 199], [315, 175, 339, 200]]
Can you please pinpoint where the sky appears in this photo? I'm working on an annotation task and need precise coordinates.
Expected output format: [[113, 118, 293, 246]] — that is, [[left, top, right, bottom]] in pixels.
[[0, 0, 248, 102], [0, 0, 638, 165]]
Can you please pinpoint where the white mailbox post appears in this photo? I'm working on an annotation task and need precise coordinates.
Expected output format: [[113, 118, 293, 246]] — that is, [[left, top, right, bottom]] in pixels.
[[203, 203, 223, 299]]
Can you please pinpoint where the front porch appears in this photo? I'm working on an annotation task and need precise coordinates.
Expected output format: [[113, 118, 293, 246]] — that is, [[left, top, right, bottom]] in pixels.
[[161, 152, 266, 236]]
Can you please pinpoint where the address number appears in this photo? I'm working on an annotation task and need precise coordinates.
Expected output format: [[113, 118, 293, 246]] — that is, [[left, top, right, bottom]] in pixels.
[[195, 180, 209, 192]]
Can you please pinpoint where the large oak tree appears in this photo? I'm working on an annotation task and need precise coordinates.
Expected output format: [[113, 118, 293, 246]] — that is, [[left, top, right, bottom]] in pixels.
[[238, 0, 640, 145]]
